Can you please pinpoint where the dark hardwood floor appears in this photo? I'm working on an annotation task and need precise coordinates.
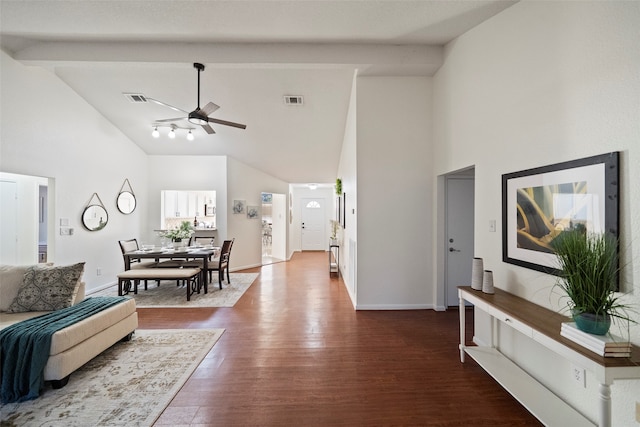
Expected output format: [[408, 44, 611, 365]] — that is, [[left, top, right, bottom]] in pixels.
[[140, 251, 541, 426]]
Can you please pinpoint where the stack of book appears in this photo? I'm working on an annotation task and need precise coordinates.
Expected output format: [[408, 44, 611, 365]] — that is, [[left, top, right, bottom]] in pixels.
[[561, 322, 631, 357]]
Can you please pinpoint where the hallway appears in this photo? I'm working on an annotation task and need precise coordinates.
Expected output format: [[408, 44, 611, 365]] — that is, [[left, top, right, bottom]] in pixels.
[[139, 251, 540, 426]]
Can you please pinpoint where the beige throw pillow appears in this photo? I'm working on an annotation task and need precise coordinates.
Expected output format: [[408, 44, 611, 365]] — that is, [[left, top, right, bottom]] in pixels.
[[7, 262, 85, 313]]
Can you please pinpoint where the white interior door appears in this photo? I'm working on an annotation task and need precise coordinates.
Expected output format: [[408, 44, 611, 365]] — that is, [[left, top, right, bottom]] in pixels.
[[301, 197, 325, 251], [445, 177, 475, 307], [0, 180, 18, 264]]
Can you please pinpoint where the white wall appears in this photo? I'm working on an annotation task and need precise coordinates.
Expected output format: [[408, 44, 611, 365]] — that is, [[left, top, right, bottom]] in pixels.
[[356, 76, 432, 309], [432, 2, 640, 424], [0, 51, 149, 292], [227, 157, 289, 270]]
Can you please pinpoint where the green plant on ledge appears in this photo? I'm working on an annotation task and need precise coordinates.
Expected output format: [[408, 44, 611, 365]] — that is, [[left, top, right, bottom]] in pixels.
[[552, 227, 633, 335], [335, 178, 342, 195], [161, 220, 194, 242]]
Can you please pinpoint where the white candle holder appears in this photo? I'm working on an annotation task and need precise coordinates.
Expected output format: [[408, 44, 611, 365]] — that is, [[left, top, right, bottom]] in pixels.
[[482, 270, 495, 294], [471, 258, 483, 291]]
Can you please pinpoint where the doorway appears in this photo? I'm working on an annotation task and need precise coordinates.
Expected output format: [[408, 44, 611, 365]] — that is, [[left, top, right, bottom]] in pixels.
[[262, 192, 286, 265], [0, 172, 51, 265], [444, 169, 475, 307]]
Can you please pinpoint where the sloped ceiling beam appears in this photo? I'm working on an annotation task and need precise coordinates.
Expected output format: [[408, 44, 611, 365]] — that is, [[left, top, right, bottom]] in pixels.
[[9, 42, 443, 76]]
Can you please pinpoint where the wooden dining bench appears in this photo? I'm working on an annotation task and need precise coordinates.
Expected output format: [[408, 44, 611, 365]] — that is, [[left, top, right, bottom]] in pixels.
[[117, 268, 203, 301]]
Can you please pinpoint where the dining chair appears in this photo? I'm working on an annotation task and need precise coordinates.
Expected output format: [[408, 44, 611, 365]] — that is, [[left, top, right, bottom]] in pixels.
[[118, 238, 158, 289], [212, 238, 234, 288], [182, 238, 234, 289], [118, 239, 157, 269], [188, 235, 215, 246]]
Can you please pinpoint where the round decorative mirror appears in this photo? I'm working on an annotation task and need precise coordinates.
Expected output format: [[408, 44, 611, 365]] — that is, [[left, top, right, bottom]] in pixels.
[[82, 205, 108, 231], [117, 191, 136, 214]]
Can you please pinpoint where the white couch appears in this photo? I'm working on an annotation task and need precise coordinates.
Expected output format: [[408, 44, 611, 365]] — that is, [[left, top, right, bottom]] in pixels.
[[0, 264, 138, 388]]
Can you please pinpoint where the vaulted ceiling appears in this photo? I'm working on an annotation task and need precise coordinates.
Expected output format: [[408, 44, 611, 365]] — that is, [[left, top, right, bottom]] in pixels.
[[0, 0, 517, 183]]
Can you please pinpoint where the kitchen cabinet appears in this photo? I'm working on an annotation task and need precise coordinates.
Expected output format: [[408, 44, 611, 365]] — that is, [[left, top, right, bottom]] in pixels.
[[162, 190, 216, 220]]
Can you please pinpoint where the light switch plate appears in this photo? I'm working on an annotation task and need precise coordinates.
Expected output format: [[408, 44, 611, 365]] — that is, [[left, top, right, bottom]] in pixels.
[[489, 220, 496, 232]]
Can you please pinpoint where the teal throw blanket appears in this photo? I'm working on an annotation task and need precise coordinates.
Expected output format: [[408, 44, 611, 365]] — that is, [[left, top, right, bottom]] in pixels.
[[0, 296, 129, 403]]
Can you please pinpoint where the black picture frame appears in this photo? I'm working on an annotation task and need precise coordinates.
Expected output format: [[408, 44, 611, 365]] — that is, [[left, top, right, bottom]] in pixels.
[[342, 192, 346, 229], [502, 152, 619, 275]]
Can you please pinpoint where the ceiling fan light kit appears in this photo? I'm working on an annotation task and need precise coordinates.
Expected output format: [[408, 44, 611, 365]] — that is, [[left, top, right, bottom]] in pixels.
[[151, 62, 247, 136], [151, 124, 195, 141]]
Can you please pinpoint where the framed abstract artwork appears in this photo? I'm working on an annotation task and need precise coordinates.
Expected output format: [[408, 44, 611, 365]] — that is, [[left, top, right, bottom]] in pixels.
[[232, 200, 246, 214], [247, 206, 259, 219], [502, 152, 619, 275]]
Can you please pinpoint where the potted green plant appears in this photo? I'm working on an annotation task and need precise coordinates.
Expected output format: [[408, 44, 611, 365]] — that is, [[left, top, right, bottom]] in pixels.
[[161, 221, 194, 245], [552, 227, 631, 335], [335, 178, 342, 195]]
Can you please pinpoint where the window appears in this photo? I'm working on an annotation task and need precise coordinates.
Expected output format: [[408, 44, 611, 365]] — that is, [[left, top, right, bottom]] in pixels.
[[305, 201, 321, 208]]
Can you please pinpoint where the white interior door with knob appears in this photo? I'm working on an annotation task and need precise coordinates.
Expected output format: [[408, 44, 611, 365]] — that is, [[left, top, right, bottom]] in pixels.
[[445, 177, 475, 307], [301, 198, 325, 251]]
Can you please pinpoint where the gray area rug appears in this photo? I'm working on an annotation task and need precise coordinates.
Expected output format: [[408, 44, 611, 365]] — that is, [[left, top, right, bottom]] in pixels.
[[0, 329, 224, 426], [92, 272, 259, 308]]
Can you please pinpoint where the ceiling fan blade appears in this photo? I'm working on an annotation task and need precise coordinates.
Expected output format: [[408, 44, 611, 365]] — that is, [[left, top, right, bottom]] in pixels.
[[146, 97, 189, 114], [207, 117, 247, 129], [202, 124, 216, 134], [199, 102, 220, 116], [154, 117, 187, 123]]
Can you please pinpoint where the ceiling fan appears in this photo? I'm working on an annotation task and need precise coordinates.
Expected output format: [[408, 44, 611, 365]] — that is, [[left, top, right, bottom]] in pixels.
[[149, 62, 246, 134]]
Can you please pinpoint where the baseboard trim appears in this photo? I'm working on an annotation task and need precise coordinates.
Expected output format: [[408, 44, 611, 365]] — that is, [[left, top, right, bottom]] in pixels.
[[355, 303, 435, 310], [86, 281, 116, 295], [230, 263, 262, 272]]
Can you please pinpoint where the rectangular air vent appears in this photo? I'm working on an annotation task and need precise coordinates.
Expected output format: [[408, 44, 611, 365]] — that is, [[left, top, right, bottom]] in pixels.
[[284, 95, 304, 105], [123, 93, 148, 103]]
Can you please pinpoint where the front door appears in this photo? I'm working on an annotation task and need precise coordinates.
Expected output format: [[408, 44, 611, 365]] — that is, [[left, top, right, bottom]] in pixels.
[[301, 198, 325, 251]]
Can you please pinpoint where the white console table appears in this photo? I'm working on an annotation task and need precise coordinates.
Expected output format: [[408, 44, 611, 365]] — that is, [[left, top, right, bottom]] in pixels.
[[458, 286, 640, 427]]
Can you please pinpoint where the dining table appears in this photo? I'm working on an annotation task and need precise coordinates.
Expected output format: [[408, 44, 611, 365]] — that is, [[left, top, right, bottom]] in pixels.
[[123, 246, 219, 290]]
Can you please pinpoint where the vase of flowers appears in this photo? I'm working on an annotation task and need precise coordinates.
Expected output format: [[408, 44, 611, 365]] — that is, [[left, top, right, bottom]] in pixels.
[[161, 221, 194, 247], [330, 219, 340, 245]]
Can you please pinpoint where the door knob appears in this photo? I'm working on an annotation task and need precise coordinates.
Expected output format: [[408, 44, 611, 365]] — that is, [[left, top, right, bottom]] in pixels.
[[449, 247, 460, 252]]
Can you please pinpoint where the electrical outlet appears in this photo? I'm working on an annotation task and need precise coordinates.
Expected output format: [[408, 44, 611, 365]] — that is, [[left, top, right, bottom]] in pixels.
[[571, 364, 586, 388], [60, 227, 71, 236], [96, 268, 102, 276]]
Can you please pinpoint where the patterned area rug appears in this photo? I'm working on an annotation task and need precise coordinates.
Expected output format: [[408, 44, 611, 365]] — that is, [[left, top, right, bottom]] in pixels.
[[0, 329, 224, 426], [92, 273, 259, 308]]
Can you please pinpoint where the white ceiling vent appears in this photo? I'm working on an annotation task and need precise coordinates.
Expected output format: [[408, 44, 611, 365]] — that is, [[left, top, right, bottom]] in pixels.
[[284, 95, 304, 105], [123, 93, 148, 103]]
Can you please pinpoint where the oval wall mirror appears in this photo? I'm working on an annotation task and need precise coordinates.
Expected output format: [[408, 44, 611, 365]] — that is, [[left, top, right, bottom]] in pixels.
[[117, 190, 136, 214], [82, 205, 108, 231]]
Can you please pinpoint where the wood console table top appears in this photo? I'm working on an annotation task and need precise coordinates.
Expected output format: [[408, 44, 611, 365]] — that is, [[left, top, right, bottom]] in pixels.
[[459, 286, 640, 367]]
